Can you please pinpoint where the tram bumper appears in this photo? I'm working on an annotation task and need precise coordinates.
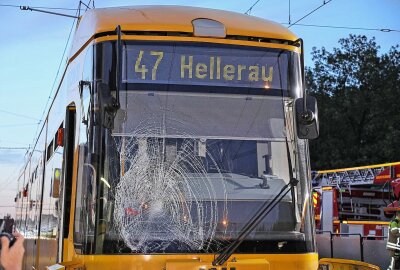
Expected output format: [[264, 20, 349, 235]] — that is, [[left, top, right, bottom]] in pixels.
[[166, 259, 270, 270]]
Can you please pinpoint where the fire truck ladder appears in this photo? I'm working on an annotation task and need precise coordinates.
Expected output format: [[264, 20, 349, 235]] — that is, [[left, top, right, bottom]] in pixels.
[[314, 163, 400, 186], [313, 162, 400, 218], [337, 183, 354, 212]]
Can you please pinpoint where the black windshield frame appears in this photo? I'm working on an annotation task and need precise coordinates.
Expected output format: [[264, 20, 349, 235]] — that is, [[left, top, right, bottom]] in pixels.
[[77, 40, 316, 255]]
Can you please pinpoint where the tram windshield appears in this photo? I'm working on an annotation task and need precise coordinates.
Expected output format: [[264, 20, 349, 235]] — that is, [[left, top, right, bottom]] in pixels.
[[74, 42, 313, 254], [98, 90, 308, 254]]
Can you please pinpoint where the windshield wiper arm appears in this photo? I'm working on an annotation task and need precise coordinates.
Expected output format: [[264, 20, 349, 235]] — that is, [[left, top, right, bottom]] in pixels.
[[212, 177, 298, 266]]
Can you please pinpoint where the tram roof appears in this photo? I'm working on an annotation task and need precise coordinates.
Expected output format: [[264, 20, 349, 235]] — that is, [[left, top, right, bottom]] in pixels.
[[71, 5, 298, 57]]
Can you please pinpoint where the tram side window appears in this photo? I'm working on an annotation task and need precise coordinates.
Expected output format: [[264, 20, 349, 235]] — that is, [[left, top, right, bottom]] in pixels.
[[74, 126, 96, 254], [26, 164, 39, 238], [74, 44, 96, 254], [16, 175, 24, 230], [54, 124, 63, 151], [47, 141, 53, 161]]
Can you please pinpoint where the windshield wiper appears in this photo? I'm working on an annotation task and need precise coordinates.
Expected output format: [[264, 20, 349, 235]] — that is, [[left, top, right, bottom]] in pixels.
[[212, 177, 298, 266], [213, 131, 298, 266]]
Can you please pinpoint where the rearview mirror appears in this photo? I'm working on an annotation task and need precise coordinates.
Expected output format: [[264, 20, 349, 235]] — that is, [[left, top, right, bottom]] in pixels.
[[295, 96, 319, 139]]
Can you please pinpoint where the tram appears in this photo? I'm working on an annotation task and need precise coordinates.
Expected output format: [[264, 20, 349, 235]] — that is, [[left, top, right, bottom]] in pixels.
[[15, 5, 319, 270]]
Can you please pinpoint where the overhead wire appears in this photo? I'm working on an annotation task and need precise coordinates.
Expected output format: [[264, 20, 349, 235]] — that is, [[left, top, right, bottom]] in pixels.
[[288, 0, 333, 28], [0, 123, 40, 128], [243, 0, 396, 34], [29, 3, 80, 153], [0, 109, 41, 121], [245, 0, 263, 15], [284, 23, 400, 33], [80, 0, 91, 11], [84, 0, 95, 12], [0, 140, 30, 146], [0, 2, 81, 193], [20, 6, 79, 19], [0, 147, 29, 150], [0, 152, 26, 191], [0, 171, 22, 193], [0, 4, 78, 11]]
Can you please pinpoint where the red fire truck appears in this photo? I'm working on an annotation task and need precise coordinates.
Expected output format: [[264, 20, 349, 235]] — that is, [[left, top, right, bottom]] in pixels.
[[313, 162, 400, 237]]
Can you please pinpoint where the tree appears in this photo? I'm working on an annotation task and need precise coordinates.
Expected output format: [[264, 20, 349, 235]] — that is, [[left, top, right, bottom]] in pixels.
[[306, 34, 400, 170]]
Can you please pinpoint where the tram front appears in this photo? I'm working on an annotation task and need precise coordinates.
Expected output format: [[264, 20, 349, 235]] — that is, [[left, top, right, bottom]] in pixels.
[[74, 39, 319, 269]]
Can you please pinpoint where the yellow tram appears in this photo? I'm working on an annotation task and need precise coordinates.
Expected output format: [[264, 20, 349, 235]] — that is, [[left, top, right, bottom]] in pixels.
[[15, 6, 320, 270]]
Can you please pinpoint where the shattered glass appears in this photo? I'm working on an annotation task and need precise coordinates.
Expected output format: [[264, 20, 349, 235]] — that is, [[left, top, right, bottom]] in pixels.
[[93, 91, 304, 253], [112, 136, 225, 252]]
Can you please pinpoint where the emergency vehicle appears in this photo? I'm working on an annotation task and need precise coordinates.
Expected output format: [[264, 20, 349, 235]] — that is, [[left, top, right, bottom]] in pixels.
[[313, 162, 400, 237]]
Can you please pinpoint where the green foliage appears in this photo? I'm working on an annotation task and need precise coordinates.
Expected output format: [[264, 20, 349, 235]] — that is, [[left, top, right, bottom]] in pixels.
[[306, 34, 400, 169]]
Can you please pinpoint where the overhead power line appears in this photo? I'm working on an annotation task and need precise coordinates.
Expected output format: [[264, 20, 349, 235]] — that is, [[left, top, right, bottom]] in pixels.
[[87, 0, 95, 10], [29, 3, 80, 152], [284, 23, 400, 33], [80, 1, 91, 11], [0, 140, 29, 146], [0, 4, 78, 11], [0, 123, 40, 128], [245, 0, 263, 15], [0, 153, 26, 191], [0, 147, 29, 150], [20, 6, 79, 19], [288, 0, 333, 28], [0, 109, 40, 121]]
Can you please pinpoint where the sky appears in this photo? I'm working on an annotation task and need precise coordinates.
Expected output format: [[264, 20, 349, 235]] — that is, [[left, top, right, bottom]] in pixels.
[[0, 0, 399, 217]]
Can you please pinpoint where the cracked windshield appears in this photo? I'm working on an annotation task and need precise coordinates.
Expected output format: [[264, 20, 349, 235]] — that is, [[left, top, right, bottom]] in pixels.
[[76, 42, 307, 254]]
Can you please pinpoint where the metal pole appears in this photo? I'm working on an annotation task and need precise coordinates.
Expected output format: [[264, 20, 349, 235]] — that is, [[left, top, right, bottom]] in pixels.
[[360, 235, 364, 262], [330, 231, 334, 258]]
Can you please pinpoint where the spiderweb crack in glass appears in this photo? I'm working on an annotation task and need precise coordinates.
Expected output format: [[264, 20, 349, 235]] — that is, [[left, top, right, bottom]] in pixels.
[[113, 122, 227, 252]]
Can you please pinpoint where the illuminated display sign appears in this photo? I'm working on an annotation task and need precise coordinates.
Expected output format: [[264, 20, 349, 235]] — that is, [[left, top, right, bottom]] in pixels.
[[122, 43, 289, 89]]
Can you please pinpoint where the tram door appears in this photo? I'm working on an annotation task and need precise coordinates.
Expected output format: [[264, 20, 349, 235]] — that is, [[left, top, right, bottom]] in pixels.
[[37, 105, 76, 268], [58, 105, 76, 261]]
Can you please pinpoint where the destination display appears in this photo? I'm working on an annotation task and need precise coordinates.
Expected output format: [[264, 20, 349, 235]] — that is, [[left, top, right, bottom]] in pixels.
[[122, 43, 289, 89]]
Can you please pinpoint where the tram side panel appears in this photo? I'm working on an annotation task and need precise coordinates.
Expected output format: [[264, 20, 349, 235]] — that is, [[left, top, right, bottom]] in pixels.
[[17, 161, 32, 268], [14, 56, 80, 270], [23, 132, 46, 270], [36, 75, 69, 269], [35, 44, 87, 269], [59, 44, 90, 263]]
